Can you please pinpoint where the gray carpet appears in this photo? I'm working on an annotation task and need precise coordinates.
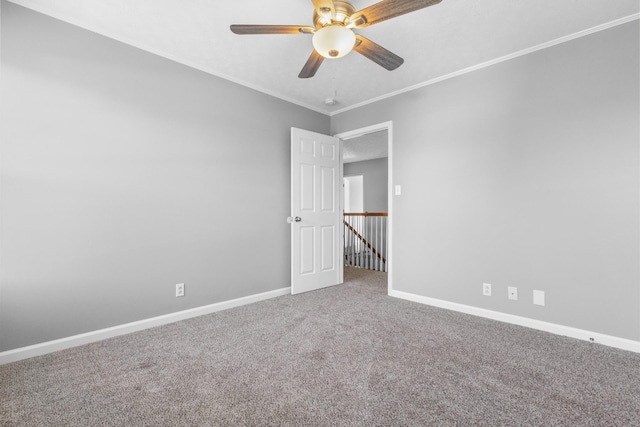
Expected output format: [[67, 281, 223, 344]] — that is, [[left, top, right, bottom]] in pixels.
[[2, 267, 639, 426]]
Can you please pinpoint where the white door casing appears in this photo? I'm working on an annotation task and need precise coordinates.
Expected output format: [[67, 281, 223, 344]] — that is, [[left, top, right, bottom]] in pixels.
[[290, 127, 342, 295], [334, 121, 393, 294]]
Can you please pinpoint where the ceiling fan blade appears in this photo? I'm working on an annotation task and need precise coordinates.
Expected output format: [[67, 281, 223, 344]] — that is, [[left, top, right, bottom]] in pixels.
[[353, 35, 404, 71], [311, 0, 336, 16], [230, 25, 314, 35], [349, 0, 442, 28], [299, 50, 325, 78]]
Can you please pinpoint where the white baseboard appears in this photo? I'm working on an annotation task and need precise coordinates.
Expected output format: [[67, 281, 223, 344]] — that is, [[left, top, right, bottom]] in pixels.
[[389, 289, 640, 354], [0, 287, 291, 365]]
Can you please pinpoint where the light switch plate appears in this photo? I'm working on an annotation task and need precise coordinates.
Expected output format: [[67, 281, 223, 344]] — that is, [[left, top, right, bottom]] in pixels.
[[395, 185, 402, 196]]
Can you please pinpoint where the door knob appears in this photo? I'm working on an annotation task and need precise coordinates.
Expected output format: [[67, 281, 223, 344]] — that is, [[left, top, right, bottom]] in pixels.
[[287, 216, 302, 223]]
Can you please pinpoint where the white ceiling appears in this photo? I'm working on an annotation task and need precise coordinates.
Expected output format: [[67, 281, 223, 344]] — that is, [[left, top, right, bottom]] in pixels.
[[343, 130, 388, 163], [7, 0, 639, 115]]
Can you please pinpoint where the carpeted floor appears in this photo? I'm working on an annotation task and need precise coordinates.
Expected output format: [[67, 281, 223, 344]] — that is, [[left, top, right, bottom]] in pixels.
[[1, 267, 639, 426]]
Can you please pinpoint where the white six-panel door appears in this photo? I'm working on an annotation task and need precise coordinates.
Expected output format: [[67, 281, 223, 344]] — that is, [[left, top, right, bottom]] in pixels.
[[290, 128, 342, 295]]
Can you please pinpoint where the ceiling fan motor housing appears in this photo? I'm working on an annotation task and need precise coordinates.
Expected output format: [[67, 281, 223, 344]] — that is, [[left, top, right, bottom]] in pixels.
[[313, 1, 356, 28]]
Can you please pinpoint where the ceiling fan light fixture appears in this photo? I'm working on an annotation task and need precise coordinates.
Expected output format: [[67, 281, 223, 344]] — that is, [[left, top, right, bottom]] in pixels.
[[312, 25, 356, 59]]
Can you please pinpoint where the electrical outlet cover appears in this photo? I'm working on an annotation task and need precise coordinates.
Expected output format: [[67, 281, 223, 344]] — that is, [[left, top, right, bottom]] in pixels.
[[176, 283, 185, 297], [508, 286, 518, 301], [483, 283, 491, 296]]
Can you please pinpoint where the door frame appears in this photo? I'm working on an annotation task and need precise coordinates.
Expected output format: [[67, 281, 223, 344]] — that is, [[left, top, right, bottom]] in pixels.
[[334, 121, 393, 294]]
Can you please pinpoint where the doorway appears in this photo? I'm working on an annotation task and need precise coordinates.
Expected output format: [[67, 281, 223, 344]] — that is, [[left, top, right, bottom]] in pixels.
[[343, 175, 364, 214], [335, 122, 393, 294]]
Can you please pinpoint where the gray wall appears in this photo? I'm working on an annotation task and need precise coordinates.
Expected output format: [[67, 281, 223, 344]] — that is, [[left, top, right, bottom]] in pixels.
[[0, 2, 329, 352], [332, 22, 640, 341], [344, 158, 388, 212]]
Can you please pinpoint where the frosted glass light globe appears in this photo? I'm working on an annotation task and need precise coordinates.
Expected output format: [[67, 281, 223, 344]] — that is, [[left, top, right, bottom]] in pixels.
[[312, 25, 356, 59]]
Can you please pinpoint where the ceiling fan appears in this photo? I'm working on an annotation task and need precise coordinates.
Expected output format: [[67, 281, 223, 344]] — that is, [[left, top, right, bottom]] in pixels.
[[230, 0, 442, 78]]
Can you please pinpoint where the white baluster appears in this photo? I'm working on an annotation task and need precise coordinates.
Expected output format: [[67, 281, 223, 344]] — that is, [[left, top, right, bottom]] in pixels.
[[375, 216, 379, 271], [369, 216, 373, 270]]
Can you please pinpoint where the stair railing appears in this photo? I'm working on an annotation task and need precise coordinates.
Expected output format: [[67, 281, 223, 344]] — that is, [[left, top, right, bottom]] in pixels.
[[344, 212, 388, 272]]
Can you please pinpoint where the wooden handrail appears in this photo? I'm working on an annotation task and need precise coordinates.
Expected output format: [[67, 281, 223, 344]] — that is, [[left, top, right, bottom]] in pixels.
[[343, 220, 387, 264], [344, 212, 388, 217]]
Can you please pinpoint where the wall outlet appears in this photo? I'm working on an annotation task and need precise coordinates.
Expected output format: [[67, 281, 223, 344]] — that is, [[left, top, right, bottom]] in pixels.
[[533, 290, 545, 306], [175, 283, 185, 297], [483, 283, 492, 296], [508, 286, 518, 301]]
